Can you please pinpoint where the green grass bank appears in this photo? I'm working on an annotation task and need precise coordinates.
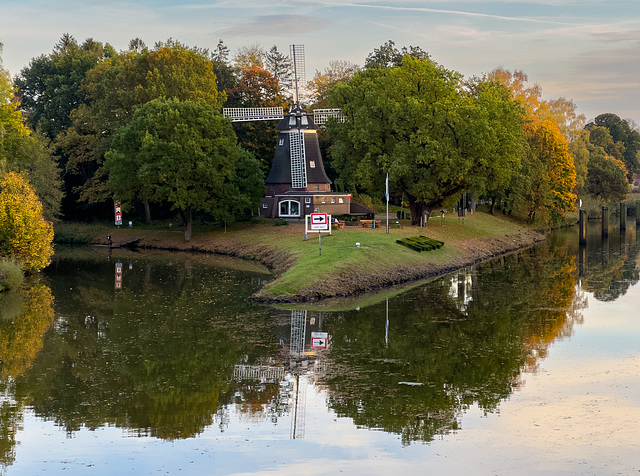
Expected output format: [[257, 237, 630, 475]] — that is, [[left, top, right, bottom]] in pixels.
[[54, 212, 545, 303]]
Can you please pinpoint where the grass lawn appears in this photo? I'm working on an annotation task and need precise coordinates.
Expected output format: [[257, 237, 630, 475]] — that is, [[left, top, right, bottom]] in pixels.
[[254, 212, 531, 298], [54, 211, 537, 302]]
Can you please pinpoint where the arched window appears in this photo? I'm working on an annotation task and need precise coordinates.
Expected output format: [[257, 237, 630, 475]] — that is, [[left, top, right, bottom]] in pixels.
[[279, 200, 300, 217]]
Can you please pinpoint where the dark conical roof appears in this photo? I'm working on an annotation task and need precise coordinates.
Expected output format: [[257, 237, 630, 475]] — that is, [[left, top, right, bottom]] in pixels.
[[275, 104, 318, 131], [265, 106, 331, 187]]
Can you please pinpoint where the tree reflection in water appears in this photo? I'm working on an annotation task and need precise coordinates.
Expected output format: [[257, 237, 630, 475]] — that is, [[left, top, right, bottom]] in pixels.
[[312, 241, 584, 445], [1, 229, 639, 471], [0, 279, 55, 467]]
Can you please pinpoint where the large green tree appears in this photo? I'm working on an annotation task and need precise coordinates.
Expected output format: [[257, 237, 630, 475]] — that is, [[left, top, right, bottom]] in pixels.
[[587, 113, 640, 180], [104, 98, 264, 241], [14, 34, 114, 141], [328, 57, 524, 225], [53, 40, 226, 218], [585, 150, 629, 204]]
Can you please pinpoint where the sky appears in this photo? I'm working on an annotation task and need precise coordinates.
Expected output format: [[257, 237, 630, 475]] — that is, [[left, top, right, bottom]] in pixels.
[[2, 0, 640, 124]]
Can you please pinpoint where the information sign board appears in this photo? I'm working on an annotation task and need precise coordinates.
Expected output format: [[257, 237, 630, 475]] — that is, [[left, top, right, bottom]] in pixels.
[[114, 202, 122, 226], [311, 332, 329, 349], [309, 213, 328, 230]]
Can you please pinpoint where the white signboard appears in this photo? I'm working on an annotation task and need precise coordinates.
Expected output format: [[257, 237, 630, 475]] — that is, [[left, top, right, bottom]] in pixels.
[[310, 213, 329, 230], [311, 332, 329, 349]]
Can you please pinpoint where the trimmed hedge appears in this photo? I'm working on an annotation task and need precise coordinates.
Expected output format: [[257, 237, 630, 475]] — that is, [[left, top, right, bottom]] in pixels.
[[396, 235, 444, 252]]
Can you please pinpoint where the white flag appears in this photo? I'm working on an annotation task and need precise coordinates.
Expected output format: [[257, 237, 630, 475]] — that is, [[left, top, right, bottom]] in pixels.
[[385, 173, 389, 202]]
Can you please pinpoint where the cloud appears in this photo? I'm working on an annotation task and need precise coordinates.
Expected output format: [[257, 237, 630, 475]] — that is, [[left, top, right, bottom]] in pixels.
[[312, 1, 576, 25], [218, 14, 332, 37]]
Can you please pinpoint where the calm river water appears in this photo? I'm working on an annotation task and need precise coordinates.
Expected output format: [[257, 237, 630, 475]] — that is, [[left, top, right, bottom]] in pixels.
[[1, 223, 639, 475]]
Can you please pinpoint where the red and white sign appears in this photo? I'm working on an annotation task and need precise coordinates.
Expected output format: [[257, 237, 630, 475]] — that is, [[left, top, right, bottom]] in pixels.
[[115, 262, 123, 290], [311, 332, 329, 349], [114, 202, 122, 226], [310, 213, 328, 230]]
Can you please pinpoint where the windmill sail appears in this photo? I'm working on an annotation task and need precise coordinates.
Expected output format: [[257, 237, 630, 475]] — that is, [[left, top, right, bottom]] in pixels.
[[290, 45, 306, 107], [289, 129, 307, 189], [313, 108, 344, 125], [223, 107, 284, 122]]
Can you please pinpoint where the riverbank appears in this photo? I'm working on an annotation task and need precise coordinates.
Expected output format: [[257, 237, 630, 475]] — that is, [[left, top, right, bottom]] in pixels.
[[54, 212, 545, 302]]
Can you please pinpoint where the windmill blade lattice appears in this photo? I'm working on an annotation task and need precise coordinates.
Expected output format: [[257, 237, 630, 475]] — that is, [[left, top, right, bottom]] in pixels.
[[290, 45, 306, 107], [289, 129, 307, 189]]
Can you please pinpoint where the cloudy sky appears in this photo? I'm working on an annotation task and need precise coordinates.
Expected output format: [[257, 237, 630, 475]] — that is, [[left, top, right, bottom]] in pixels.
[[2, 0, 640, 123]]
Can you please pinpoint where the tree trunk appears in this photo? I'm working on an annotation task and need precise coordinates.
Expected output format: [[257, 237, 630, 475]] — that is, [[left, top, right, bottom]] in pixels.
[[143, 199, 152, 224], [184, 209, 193, 242], [408, 196, 430, 227]]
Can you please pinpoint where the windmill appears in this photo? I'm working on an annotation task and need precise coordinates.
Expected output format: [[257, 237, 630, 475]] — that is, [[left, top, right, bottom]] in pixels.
[[223, 45, 349, 220]]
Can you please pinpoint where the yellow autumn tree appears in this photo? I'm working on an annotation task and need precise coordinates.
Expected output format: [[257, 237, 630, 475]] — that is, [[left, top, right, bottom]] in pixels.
[[1, 46, 31, 169], [527, 119, 577, 219], [487, 68, 577, 223], [0, 172, 54, 271]]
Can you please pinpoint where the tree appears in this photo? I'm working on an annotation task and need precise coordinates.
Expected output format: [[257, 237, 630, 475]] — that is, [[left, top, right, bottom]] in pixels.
[[539, 97, 585, 142], [308, 60, 359, 110], [0, 172, 54, 271], [265, 45, 291, 96], [14, 34, 113, 141], [1, 47, 63, 222], [233, 43, 266, 69], [364, 40, 428, 69], [328, 57, 524, 226], [569, 130, 590, 195], [226, 64, 287, 173], [486, 68, 577, 223], [56, 41, 226, 216], [585, 150, 629, 204], [209, 40, 236, 93], [522, 119, 577, 222], [10, 134, 64, 222], [1, 49, 30, 168], [104, 98, 263, 242], [588, 113, 640, 179]]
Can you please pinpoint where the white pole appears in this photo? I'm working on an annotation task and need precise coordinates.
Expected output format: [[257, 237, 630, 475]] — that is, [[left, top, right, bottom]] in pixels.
[[385, 173, 389, 234]]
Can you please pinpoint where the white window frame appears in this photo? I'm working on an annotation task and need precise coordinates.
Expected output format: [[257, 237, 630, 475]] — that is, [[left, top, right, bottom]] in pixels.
[[279, 200, 301, 217]]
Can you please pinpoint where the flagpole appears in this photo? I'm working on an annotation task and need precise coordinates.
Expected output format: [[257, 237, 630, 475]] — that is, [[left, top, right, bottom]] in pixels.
[[385, 173, 389, 234]]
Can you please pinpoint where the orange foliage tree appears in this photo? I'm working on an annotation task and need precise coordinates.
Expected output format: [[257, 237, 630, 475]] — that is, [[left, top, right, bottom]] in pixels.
[[487, 69, 577, 223]]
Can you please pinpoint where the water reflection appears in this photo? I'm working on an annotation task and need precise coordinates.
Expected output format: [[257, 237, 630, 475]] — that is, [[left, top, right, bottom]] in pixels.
[[0, 227, 639, 472], [576, 223, 640, 301], [0, 278, 55, 468]]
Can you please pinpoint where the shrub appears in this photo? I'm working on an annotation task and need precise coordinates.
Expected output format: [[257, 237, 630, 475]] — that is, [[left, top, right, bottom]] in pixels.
[[396, 236, 444, 252], [0, 258, 25, 291]]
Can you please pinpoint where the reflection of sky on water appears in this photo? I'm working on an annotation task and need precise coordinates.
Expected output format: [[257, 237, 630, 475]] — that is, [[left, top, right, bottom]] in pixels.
[[415, 279, 640, 475], [6, 234, 640, 475], [13, 381, 448, 476], [13, 280, 640, 476]]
